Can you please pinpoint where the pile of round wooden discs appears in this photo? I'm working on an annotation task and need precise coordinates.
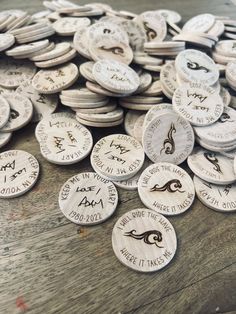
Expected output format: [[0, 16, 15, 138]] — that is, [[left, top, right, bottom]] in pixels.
[[0, 1, 236, 273]]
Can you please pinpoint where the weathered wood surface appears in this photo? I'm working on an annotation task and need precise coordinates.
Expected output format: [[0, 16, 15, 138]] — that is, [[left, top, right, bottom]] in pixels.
[[0, 0, 236, 313]]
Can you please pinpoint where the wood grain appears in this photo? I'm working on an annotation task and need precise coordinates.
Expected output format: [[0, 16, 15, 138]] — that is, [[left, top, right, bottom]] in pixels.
[[0, 0, 236, 313]]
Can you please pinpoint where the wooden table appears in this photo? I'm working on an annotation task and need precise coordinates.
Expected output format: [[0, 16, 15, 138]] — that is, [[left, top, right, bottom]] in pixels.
[[1, 1, 236, 313]]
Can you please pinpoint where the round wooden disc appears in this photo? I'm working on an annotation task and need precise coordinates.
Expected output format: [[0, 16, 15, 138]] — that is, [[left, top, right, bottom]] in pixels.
[[142, 112, 195, 165], [32, 63, 79, 94], [92, 59, 140, 94], [187, 147, 236, 185], [112, 208, 177, 272], [175, 49, 219, 85], [173, 82, 224, 126], [194, 175, 236, 212], [16, 80, 57, 122], [138, 162, 195, 215], [194, 106, 236, 145], [90, 134, 145, 180], [59, 172, 118, 225], [0, 95, 10, 128], [0, 150, 40, 198], [0, 93, 33, 132], [35, 112, 93, 165]]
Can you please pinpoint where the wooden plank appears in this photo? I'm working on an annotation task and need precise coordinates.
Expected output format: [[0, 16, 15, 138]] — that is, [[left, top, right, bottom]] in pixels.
[[0, 0, 236, 314]]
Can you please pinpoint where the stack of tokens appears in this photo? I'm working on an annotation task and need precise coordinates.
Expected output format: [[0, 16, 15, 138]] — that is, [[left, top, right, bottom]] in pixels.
[[212, 40, 236, 65], [0, 11, 31, 33], [144, 41, 185, 58], [193, 106, 236, 152], [9, 21, 55, 44], [222, 19, 236, 39], [174, 14, 222, 48]]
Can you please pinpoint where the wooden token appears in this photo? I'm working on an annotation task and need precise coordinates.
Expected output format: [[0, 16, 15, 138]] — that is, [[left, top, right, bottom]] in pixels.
[[194, 175, 236, 212], [6, 39, 49, 56], [119, 20, 146, 52], [0, 58, 36, 88], [35, 112, 93, 165], [0, 33, 15, 51], [119, 101, 163, 111], [221, 147, 236, 159], [215, 40, 236, 57], [138, 162, 195, 215], [133, 114, 145, 143], [89, 35, 133, 65], [0, 95, 10, 128], [76, 108, 123, 123], [90, 134, 145, 180], [173, 83, 224, 126], [32, 63, 79, 94], [144, 103, 173, 126], [92, 60, 140, 94], [34, 48, 77, 68], [14, 26, 53, 41], [138, 11, 167, 42], [208, 20, 225, 37], [114, 158, 152, 191], [0, 150, 39, 198], [122, 96, 163, 105], [157, 9, 181, 23], [143, 80, 163, 96], [0, 93, 33, 132], [16, 81, 57, 122], [30, 42, 71, 61], [53, 17, 90, 36], [86, 81, 128, 97], [58, 172, 118, 225], [73, 27, 92, 60], [220, 86, 231, 107], [79, 61, 96, 82], [135, 72, 152, 94], [234, 155, 236, 175], [112, 208, 177, 272], [194, 107, 236, 145], [175, 49, 219, 85], [87, 21, 129, 45], [74, 101, 117, 114], [160, 61, 178, 98], [187, 147, 236, 185], [142, 112, 194, 165], [76, 116, 123, 128], [16, 29, 55, 44], [18, 42, 56, 60], [183, 14, 215, 33], [124, 110, 143, 137], [0, 132, 12, 148]]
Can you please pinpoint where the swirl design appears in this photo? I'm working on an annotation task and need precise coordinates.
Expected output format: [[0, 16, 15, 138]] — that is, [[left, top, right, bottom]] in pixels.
[[124, 229, 163, 248], [150, 179, 185, 193], [160, 123, 176, 155], [143, 22, 157, 41], [204, 152, 222, 174], [218, 112, 233, 123], [186, 59, 209, 73], [100, 45, 124, 56]]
